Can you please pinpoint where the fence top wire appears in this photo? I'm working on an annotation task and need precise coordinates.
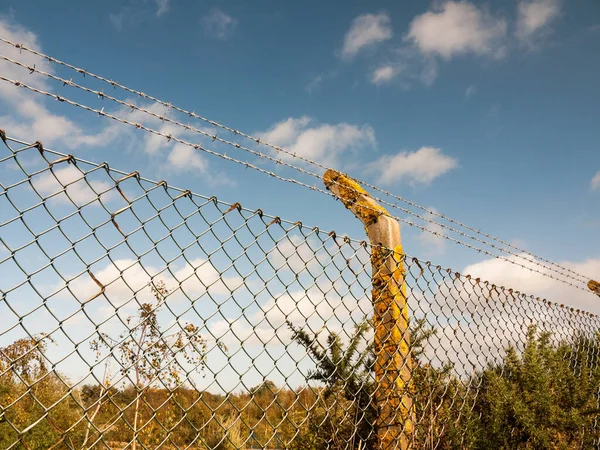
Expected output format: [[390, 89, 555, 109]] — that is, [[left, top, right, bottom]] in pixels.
[[1, 130, 597, 314], [0, 36, 591, 288], [0, 72, 595, 297], [0, 60, 590, 291]]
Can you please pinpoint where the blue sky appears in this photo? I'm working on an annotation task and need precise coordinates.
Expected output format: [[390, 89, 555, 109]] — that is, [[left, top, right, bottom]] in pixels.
[[0, 0, 599, 390]]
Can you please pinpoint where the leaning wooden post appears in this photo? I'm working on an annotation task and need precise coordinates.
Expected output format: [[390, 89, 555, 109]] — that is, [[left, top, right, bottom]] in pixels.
[[589, 280, 600, 296], [324, 169, 413, 450]]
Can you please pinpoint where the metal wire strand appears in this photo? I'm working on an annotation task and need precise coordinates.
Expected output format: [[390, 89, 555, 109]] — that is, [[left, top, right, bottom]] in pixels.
[[0, 70, 592, 294], [0, 36, 589, 286]]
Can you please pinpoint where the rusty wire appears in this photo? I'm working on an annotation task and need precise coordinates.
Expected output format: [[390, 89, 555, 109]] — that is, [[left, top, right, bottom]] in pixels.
[[1, 132, 599, 449]]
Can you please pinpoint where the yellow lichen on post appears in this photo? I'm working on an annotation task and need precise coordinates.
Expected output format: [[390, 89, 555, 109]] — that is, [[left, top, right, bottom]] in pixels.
[[323, 170, 387, 227], [370, 244, 414, 450], [324, 169, 414, 450]]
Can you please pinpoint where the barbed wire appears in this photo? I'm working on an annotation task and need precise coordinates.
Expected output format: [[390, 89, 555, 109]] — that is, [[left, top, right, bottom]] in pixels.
[[0, 64, 594, 291], [0, 74, 592, 293], [0, 84, 592, 299], [7, 53, 589, 283], [0, 36, 589, 286]]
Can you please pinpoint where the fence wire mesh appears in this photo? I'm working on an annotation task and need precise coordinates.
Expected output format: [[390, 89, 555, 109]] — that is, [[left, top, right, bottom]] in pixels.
[[1, 132, 599, 450]]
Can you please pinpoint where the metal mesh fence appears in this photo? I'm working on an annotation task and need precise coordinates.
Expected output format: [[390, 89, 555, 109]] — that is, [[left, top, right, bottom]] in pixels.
[[1, 132, 599, 450]]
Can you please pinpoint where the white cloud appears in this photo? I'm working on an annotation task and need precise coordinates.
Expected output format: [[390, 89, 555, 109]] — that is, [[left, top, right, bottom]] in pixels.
[[109, 0, 171, 30], [373, 2, 506, 88], [94, 99, 236, 183], [370, 65, 399, 85], [109, 12, 125, 30], [516, 0, 561, 43], [155, 0, 170, 17], [368, 146, 457, 186], [2, 60, 215, 175], [406, 253, 600, 375], [267, 236, 324, 274], [419, 58, 439, 85], [465, 85, 477, 97], [121, 104, 183, 155], [32, 165, 115, 206], [405, 2, 507, 60], [99, 101, 231, 180], [259, 116, 310, 146], [168, 143, 207, 171], [202, 8, 238, 40], [63, 258, 242, 307], [341, 13, 393, 60], [208, 284, 371, 350], [258, 117, 376, 168], [305, 75, 323, 94], [462, 254, 600, 314], [591, 171, 600, 191]]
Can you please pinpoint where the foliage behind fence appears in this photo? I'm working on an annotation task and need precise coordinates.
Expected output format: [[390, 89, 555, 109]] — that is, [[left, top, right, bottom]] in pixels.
[[1, 133, 599, 449]]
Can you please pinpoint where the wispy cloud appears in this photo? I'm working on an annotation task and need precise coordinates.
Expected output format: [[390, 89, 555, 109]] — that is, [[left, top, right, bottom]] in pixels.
[[585, 24, 600, 35], [370, 65, 399, 85], [108, 0, 171, 30], [305, 74, 323, 94], [340, 13, 392, 60], [516, 0, 561, 44], [465, 85, 477, 98], [109, 12, 125, 30], [155, 0, 170, 17], [304, 69, 339, 93], [32, 165, 115, 207], [591, 171, 600, 191], [202, 8, 239, 40], [366, 146, 458, 186], [485, 104, 501, 118]]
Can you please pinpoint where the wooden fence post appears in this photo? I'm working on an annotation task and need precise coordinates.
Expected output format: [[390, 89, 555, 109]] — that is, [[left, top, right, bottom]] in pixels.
[[589, 280, 600, 295], [323, 169, 414, 450]]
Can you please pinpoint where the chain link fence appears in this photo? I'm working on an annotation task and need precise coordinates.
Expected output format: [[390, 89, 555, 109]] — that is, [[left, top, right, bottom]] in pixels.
[[1, 132, 599, 449]]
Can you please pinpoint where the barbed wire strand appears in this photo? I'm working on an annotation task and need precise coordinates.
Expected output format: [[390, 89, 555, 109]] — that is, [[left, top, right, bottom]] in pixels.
[[0, 79, 592, 296], [0, 37, 588, 285], [0, 57, 592, 289], [3, 53, 587, 283]]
